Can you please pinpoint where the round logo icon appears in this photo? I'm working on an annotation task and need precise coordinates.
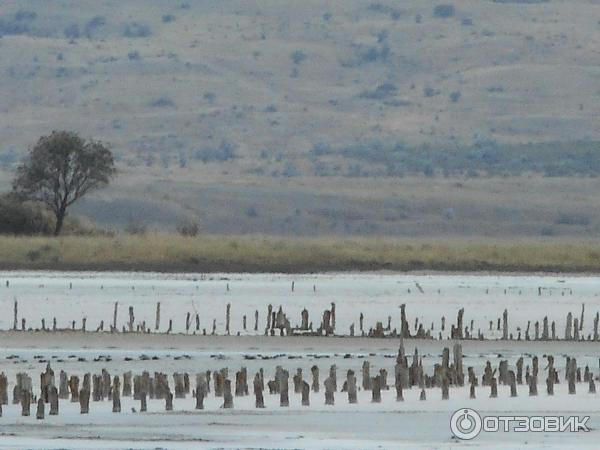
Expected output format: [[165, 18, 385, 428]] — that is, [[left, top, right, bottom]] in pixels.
[[450, 408, 482, 440]]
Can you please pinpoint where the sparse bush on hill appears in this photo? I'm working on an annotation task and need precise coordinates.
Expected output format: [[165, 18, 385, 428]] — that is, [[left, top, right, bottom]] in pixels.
[[123, 22, 152, 38], [162, 14, 176, 23], [245, 206, 258, 218], [84, 16, 106, 38], [0, 17, 30, 36], [334, 139, 600, 177], [63, 23, 80, 39], [14, 10, 37, 21], [367, 3, 401, 20], [423, 86, 440, 97], [193, 141, 237, 163], [359, 83, 398, 100], [290, 50, 307, 65], [433, 4, 455, 18], [449, 91, 461, 102], [149, 96, 176, 108], [282, 162, 300, 177], [554, 213, 590, 226]]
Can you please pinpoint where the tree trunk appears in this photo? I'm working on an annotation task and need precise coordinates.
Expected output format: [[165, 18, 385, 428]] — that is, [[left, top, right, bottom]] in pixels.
[[54, 209, 66, 236]]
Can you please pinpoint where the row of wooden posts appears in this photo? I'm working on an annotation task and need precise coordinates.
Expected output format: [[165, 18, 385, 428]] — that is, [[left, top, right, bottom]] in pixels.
[[8, 300, 600, 341], [1, 341, 598, 418]]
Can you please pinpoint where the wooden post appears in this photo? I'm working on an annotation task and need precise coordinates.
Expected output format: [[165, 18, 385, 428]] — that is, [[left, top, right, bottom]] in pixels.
[[438, 372, 448, 399], [36, 397, 44, 420], [254, 310, 259, 331], [324, 376, 335, 405], [128, 306, 134, 332], [49, 386, 58, 415], [565, 312, 573, 340], [155, 302, 160, 331], [293, 368, 303, 394], [69, 376, 80, 402], [79, 387, 90, 414], [223, 379, 233, 408], [490, 377, 498, 398], [371, 375, 382, 403], [329, 365, 337, 391], [301, 380, 310, 406], [568, 357, 577, 394], [528, 375, 537, 396], [279, 369, 289, 407], [110, 301, 117, 332], [195, 373, 207, 409], [140, 391, 147, 412], [112, 376, 121, 412], [546, 355, 555, 395], [165, 390, 173, 411], [254, 372, 264, 408], [311, 365, 319, 392], [122, 372, 132, 397], [226, 303, 231, 335], [13, 300, 17, 331], [347, 370, 357, 404]]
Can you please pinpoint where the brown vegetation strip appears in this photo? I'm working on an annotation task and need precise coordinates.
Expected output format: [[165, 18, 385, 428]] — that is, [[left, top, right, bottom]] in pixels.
[[0, 234, 599, 273]]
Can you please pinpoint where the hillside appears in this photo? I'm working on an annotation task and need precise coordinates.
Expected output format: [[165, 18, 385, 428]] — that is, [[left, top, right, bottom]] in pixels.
[[1, 0, 600, 236]]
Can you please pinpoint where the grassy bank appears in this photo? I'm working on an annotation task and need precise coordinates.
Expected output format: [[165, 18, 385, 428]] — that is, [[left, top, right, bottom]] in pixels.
[[0, 234, 599, 273]]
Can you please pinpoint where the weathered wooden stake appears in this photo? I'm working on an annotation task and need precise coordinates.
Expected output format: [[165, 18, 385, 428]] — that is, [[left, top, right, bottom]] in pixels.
[[36, 397, 44, 420], [155, 302, 160, 331]]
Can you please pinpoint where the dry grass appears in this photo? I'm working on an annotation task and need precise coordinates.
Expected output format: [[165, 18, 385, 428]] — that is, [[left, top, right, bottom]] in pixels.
[[1, 234, 599, 273]]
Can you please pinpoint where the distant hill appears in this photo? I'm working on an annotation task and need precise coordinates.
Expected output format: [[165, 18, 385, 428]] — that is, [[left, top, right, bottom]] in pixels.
[[1, 0, 600, 236]]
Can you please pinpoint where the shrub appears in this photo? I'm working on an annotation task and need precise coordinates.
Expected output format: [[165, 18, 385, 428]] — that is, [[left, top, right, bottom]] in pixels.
[[0, 18, 30, 36], [359, 83, 397, 100], [193, 141, 237, 163], [64, 23, 81, 39], [0, 195, 53, 235], [177, 220, 200, 236], [128, 51, 141, 61], [162, 14, 176, 23], [15, 10, 37, 21], [367, 3, 401, 20], [125, 222, 147, 235], [311, 143, 332, 156], [290, 50, 307, 65], [149, 97, 176, 108], [554, 213, 590, 226], [245, 206, 258, 218], [423, 86, 440, 97], [433, 4, 455, 18], [123, 22, 151, 38], [84, 16, 106, 38], [357, 44, 390, 64], [282, 162, 300, 177], [449, 91, 461, 102]]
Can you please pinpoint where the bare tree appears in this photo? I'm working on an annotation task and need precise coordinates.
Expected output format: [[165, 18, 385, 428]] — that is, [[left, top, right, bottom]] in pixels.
[[13, 131, 115, 235]]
